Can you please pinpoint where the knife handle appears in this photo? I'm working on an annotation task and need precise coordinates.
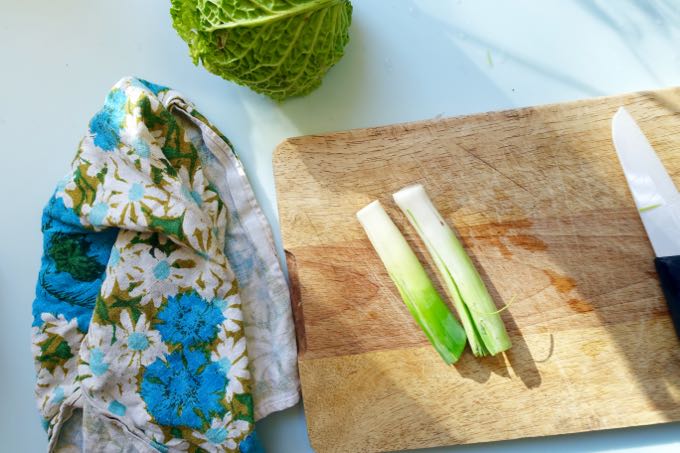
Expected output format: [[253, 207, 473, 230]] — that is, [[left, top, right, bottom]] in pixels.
[[654, 255, 680, 339]]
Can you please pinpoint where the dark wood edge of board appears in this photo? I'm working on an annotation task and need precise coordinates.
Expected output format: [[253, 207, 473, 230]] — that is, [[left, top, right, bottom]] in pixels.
[[285, 250, 307, 358]]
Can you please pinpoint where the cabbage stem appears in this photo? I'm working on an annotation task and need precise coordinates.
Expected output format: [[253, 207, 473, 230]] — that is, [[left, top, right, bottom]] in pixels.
[[357, 201, 467, 364], [393, 185, 512, 357]]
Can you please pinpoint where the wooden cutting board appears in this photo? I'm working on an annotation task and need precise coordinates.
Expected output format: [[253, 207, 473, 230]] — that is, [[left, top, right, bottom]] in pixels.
[[274, 88, 680, 453]]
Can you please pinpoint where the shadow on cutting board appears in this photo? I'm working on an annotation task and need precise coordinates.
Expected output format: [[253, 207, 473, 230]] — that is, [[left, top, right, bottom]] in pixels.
[[465, 251, 542, 389]]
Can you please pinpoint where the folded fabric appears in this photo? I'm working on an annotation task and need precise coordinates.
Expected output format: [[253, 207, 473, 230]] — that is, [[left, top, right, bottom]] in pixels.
[[31, 77, 298, 452]]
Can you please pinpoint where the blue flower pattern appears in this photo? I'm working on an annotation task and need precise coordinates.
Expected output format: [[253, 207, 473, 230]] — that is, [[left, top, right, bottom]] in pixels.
[[33, 197, 117, 332], [89, 88, 127, 151], [128, 332, 150, 351], [108, 400, 127, 416], [141, 349, 226, 430], [156, 292, 225, 347], [89, 348, 109, 376]]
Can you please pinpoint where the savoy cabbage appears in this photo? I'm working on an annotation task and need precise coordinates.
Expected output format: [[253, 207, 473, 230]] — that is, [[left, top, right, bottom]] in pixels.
[[170, 0, 353, 101]]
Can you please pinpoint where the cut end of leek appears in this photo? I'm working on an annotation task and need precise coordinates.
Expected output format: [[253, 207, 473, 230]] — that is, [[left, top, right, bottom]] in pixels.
[[357, 200, 467, 365], [393, 184, 512, 357]]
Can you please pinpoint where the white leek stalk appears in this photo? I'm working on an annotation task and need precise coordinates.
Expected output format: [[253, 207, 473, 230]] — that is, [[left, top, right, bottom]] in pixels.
[[393, 185, 511, 356], [357, 200, 467, 364]]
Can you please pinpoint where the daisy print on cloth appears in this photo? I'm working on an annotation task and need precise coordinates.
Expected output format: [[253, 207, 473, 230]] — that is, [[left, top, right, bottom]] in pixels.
[[31, 77, 298, 452]]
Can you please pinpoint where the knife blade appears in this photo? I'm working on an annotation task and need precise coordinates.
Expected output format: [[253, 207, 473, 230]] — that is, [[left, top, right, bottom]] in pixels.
[[612, 107, 680, 337]]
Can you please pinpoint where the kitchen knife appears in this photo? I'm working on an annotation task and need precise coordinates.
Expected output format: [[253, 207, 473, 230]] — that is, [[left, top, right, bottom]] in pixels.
[[612, 107, 680, 338]]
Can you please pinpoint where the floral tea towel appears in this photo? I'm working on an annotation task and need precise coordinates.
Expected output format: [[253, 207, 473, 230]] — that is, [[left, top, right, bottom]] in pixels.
[[32, 77, 298, 452]]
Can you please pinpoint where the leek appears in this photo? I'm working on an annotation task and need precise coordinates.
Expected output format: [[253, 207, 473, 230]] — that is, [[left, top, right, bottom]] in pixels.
[[357, 200, 467, 365], [393, 185, 512, 357]]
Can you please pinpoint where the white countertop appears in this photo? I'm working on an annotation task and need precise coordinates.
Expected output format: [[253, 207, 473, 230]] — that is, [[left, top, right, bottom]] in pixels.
[[2, 0, 680, 451]]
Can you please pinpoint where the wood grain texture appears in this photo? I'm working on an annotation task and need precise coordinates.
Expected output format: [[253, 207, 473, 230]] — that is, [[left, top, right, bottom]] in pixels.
[[274, 88, 680, 453]]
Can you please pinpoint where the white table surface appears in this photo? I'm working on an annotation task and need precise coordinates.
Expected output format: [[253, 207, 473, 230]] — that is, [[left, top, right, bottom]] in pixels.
[[2, 0, 680, 451]]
